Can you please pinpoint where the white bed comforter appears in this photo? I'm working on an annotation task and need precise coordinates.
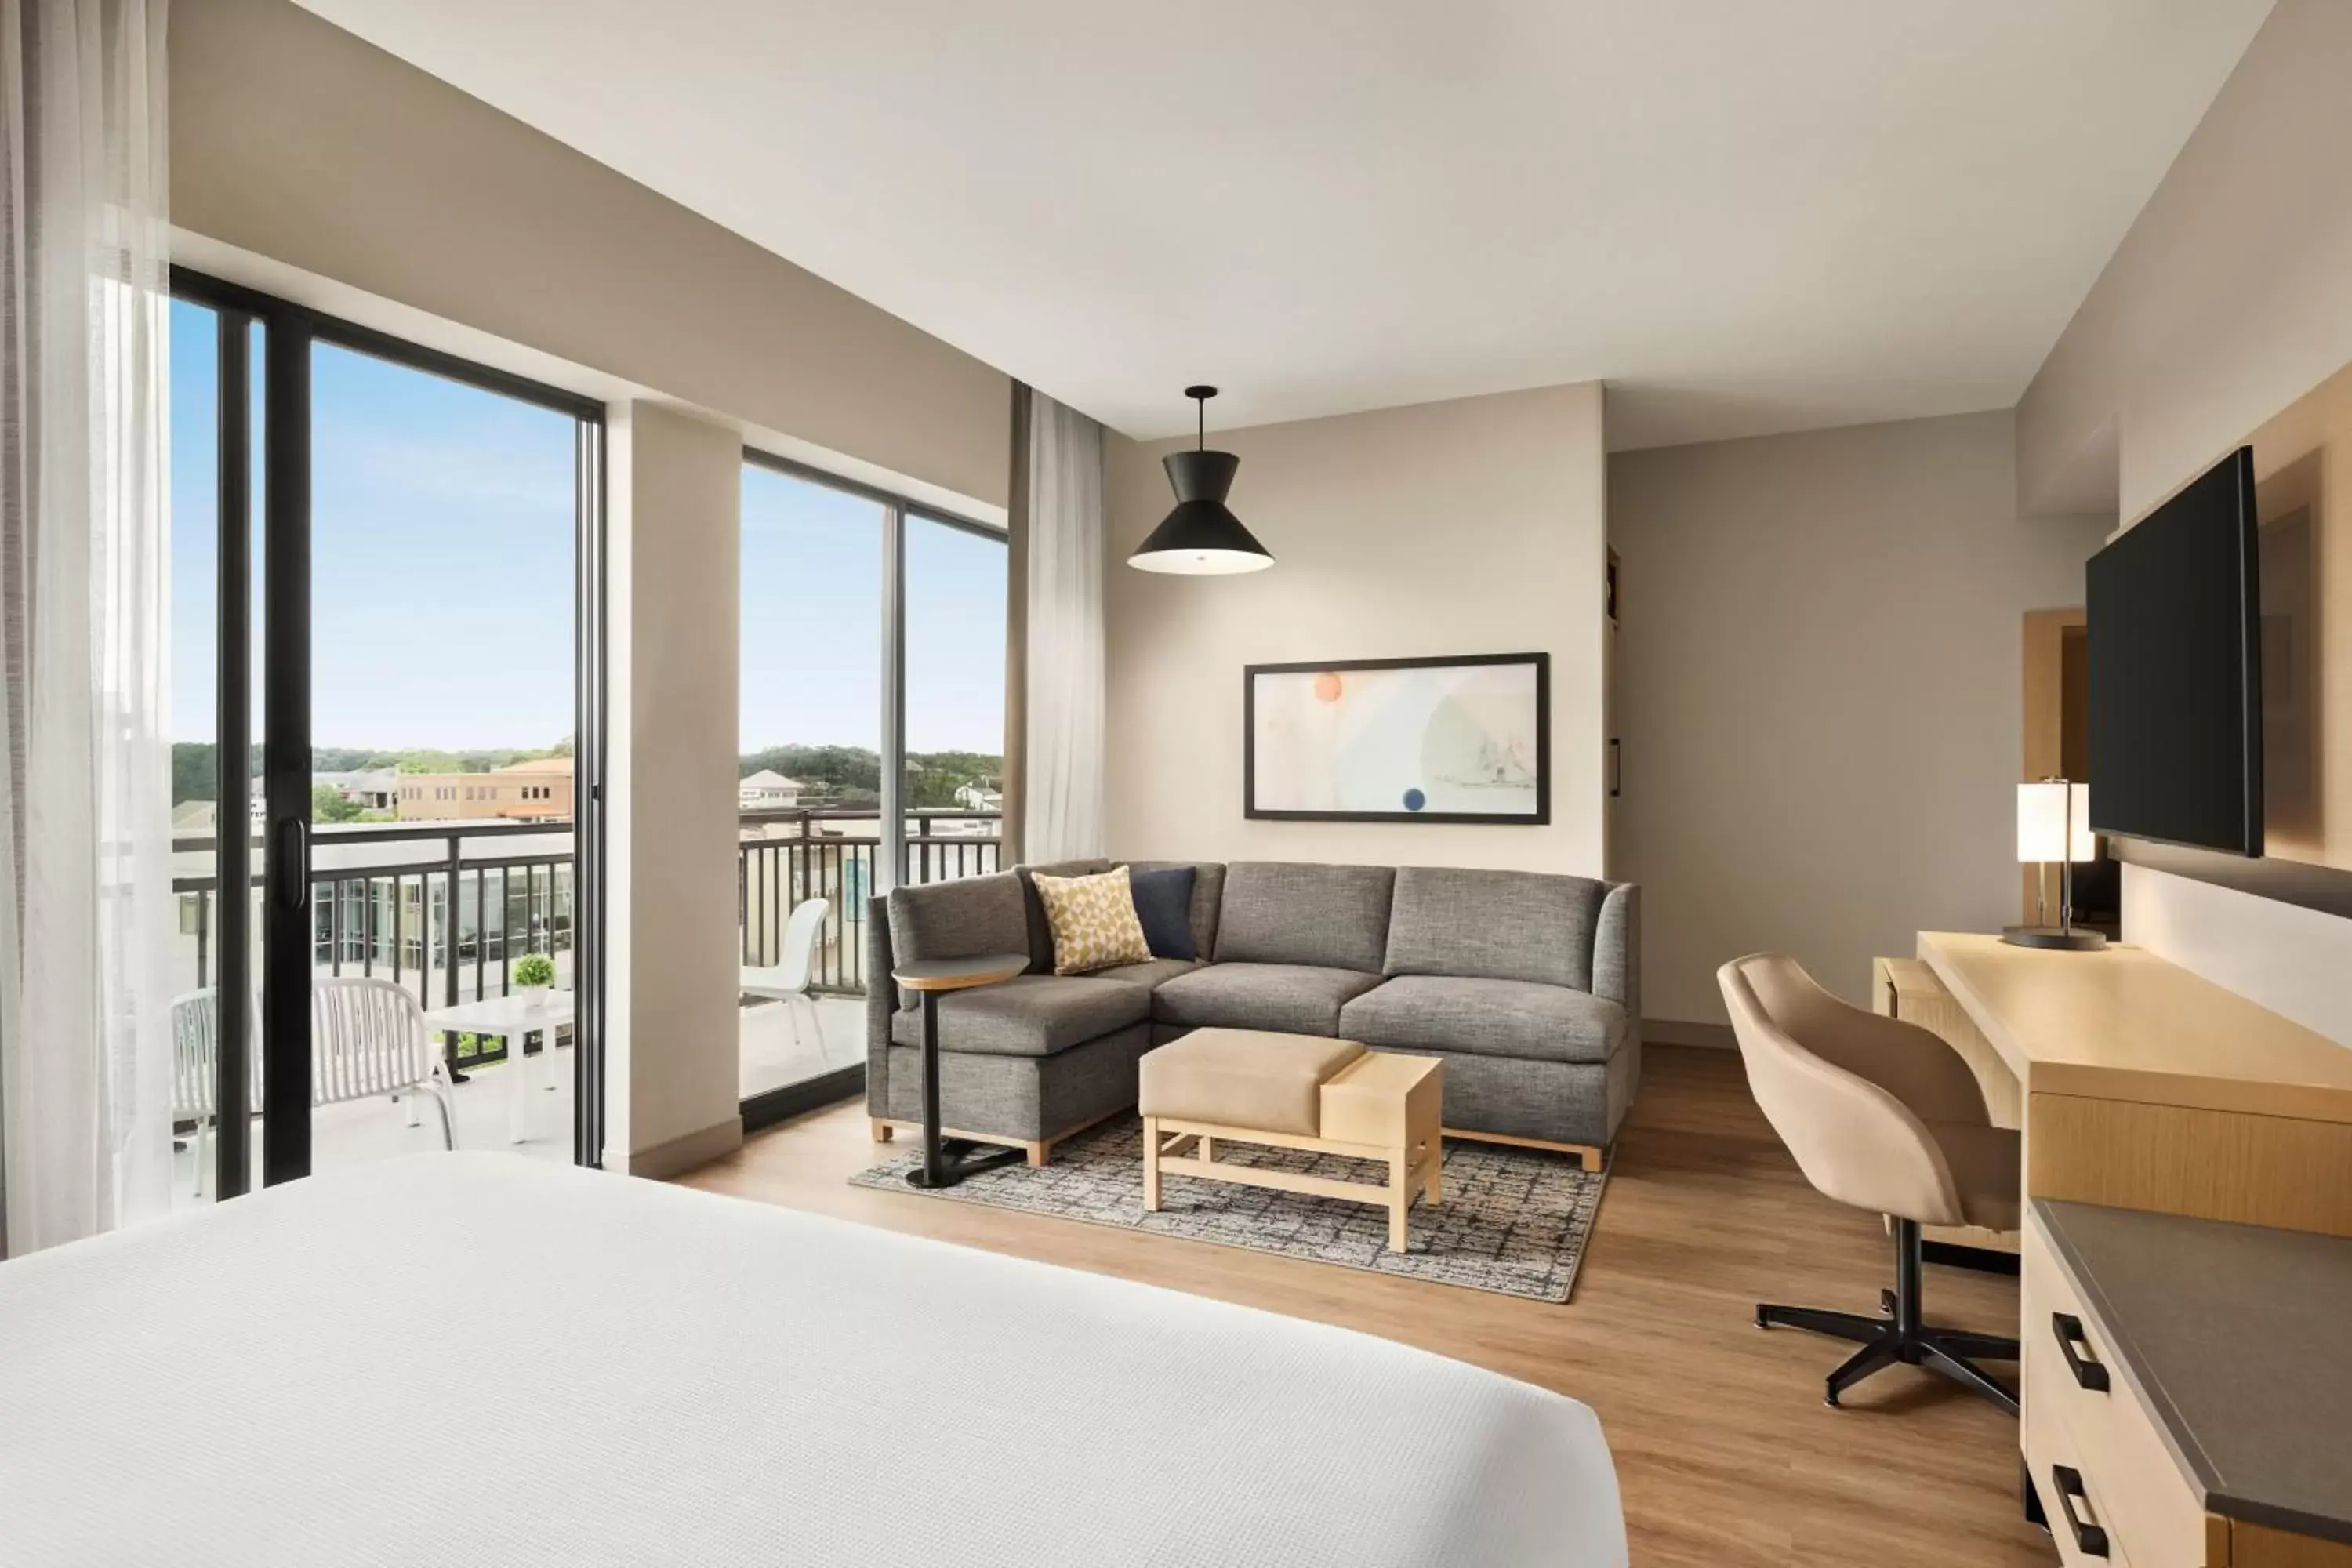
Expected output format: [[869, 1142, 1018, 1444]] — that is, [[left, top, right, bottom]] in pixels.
[[0, 1152, 1624, 1566]]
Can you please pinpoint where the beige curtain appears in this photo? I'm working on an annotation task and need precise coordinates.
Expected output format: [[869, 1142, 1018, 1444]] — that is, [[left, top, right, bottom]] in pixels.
[[1018, 388, 1105, 863]]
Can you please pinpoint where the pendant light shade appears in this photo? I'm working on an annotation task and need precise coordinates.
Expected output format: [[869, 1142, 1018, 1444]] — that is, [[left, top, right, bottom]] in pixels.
[[1128, 386, 1273, 575]]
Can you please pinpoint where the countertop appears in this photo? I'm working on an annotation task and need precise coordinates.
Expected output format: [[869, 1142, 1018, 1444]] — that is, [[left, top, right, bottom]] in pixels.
[[2035, 1199, 2352, 1546], [1919, 931, 2352, 1121]]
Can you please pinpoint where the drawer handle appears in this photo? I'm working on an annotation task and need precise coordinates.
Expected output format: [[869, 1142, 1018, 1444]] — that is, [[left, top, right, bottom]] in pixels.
[[2051, 1465, 2111, 1559], [2052, 1312, 2110, 1392]]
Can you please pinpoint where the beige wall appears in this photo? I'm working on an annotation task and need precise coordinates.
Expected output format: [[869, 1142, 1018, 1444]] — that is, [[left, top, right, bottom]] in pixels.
[[2017, 0, 2352, 523], [1611, 412, 2108, 1025], [1102, 383, 1608, 876], [171, 0, 1011, 509], [2013, 0, 2352, 1041], [606, 403, 744, 1172]]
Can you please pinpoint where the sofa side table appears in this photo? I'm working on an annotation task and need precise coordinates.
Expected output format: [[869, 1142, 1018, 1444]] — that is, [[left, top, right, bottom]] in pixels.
[[892, 953, 1029, 1190]]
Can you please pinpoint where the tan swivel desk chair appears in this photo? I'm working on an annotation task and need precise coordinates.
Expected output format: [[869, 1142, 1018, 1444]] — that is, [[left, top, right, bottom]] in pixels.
[[1719, 953, 2020, 1414]]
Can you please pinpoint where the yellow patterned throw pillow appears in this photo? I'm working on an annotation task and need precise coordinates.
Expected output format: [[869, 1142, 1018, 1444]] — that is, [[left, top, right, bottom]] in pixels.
[[1032, 866, 1154, 976]]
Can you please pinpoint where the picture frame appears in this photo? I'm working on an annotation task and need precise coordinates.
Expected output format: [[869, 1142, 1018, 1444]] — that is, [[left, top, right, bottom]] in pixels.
[[1243, 652, 1551, 824]]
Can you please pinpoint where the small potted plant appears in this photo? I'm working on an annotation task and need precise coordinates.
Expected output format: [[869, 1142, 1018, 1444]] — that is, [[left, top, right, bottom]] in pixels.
[[512, 951, 557, 1010]]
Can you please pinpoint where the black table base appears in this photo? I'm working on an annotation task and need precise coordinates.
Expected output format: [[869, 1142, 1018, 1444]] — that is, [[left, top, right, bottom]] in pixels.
[[906, 986, 1025, 1189], [905, 1137, 1025, 1189]]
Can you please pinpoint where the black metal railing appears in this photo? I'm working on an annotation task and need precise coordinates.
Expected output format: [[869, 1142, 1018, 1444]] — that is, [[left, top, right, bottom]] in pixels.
[[173, 808, 1004, 1058], [173, 818, 573, 1068], [735, 808, 1001, 993]]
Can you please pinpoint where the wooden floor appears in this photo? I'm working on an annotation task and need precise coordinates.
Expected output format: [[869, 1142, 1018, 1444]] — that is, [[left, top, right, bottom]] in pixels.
[[682, 1044, 2054, 1567]]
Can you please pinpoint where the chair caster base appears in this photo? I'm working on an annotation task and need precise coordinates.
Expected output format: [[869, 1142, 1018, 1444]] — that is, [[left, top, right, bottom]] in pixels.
[[1758, 1300, 2020, 1416], [1756, 1220, 2020, 1417]]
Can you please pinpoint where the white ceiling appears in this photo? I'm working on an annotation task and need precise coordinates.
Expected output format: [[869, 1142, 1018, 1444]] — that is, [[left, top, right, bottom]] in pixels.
[[294, 1, 2272, 449]]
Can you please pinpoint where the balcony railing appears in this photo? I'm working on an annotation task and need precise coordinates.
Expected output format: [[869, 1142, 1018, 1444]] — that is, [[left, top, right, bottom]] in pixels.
[[172, 818, 574, 1069], [170, 806, 1005, 1051], [736, 808, 1002, 993]]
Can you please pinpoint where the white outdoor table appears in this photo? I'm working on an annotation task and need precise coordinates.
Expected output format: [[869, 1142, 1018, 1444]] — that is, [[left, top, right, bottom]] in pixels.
[[422, 991, 573, 1145]]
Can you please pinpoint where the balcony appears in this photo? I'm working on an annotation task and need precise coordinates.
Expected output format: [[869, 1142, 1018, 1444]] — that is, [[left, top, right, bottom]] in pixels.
[[166, 806, 1000, 1196]]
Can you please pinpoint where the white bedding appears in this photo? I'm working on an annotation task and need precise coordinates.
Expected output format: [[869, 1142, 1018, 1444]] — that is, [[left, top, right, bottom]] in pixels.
[[0, 1152, 1624, 1566]]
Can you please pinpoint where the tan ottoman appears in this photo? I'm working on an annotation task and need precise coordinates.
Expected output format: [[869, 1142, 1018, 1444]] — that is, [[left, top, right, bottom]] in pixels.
[[1138, 1027, 1443, 1253]]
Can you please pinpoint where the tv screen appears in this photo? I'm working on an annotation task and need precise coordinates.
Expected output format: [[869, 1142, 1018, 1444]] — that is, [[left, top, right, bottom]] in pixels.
[[2086, 447, 2263, 855]]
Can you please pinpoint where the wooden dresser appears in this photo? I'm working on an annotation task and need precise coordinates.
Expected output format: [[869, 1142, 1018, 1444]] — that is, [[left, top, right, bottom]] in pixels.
[[1907, 934, 2352, 1564], [2024, 1202, 2352, 1567]]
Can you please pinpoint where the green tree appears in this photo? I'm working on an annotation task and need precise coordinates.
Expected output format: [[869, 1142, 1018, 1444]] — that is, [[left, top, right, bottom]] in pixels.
[[311, 783, 368, 824]]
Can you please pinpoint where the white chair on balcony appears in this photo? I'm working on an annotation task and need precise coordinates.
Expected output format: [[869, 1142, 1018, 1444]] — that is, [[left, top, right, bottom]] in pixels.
[[741, 898, 830, 1051], [172, 989, 263, 1200], [172, 980, 456, 1195], [312, 977, 456, 1152]]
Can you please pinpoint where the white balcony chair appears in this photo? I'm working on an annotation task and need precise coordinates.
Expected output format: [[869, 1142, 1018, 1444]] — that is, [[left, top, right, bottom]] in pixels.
[[172, 979, 457, 1196], [312, 977, 456, 1152], [741, 897, 830, 1051], [171, 989, 263, 1200]]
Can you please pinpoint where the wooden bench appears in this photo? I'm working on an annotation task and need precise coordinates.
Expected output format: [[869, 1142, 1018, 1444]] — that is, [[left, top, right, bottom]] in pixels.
[[1138, 1027, 1443, 1253]]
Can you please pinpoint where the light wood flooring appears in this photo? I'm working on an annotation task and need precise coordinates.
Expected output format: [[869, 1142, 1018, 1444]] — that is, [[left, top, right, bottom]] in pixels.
[[681, 1043, 2054, 1567]]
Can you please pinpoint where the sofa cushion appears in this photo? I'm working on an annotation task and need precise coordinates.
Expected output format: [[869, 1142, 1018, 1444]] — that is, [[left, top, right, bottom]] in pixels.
[[1339, 975, 1624, 1065], [1214, 862, 1395, 973], [887, 873, 1031, 980], [1126, 866, 1198, 960], [1014, 858, 1114, 974], [1382, 866, 1608, 991], [1126, 860, 1226, 962], [1152, 962, 1385, 1036], [1138, 1028, 1367, 1136], [1091, 957, 1200, 990], [891, 974, 1149, 1058]]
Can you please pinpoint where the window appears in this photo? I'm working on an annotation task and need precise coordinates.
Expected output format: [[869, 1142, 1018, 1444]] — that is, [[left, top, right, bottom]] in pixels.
[[735, 452, 1004, 1117], [168, 266, 605, 1194], [905, 514, 1007, 885]]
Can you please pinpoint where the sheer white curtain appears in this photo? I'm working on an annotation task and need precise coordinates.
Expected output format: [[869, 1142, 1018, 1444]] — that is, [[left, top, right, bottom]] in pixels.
[[0, 0, 174, 1256], [1022, 389, 1105, 863]]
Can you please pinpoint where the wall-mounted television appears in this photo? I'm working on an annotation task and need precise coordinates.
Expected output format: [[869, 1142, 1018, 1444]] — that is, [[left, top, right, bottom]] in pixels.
[[2086, 447, 2263, 856]]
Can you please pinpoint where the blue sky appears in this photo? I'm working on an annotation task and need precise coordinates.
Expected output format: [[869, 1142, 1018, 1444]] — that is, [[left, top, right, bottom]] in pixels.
[[171, 298, 1007, 757], [740, 463, 1008, 757]]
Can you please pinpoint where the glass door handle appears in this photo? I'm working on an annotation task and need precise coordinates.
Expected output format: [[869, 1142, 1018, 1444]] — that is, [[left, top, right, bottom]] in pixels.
[[274, 817, 308, 911]]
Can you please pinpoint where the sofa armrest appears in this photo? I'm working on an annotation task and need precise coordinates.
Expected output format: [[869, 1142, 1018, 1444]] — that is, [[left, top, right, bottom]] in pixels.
[[866, 895, 896, 1113], [1594, 882, 1640, 1028]]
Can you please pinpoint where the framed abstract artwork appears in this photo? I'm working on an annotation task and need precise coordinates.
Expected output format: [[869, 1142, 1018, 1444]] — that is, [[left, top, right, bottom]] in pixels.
[[1243, 652, 1550, 824]]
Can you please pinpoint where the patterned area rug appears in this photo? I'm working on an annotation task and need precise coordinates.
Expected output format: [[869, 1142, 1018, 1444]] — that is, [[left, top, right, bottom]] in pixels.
[[851, 1115, 1608, 1302]]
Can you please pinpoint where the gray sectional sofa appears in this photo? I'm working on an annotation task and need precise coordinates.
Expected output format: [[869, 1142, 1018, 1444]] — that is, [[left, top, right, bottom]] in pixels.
[[866, 859, 1640, 1170]]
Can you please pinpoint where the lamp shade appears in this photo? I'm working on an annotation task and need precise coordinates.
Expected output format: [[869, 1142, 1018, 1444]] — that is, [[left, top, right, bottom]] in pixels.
[[1128, 385, 1274, 575], [1129, 450, 1273, 575], [2016, 781, 2095, 863]]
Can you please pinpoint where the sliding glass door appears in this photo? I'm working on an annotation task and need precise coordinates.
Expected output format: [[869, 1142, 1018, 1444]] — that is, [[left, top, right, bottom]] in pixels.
[[165, 297, 261, 1207], [738, 463, 886, 1104], [735, 453, 1005, 1125], [169, 270, 606, 1196]]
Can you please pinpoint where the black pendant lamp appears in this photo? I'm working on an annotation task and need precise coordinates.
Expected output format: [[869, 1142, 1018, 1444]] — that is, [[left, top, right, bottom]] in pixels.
[[1127, 386, 1273, 575]]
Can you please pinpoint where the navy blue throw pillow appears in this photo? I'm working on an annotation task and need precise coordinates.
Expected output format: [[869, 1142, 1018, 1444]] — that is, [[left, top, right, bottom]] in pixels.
[[1126, 866, 1197, 960]]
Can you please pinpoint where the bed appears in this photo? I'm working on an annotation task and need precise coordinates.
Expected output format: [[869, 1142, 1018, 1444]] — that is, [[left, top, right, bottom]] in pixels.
[[0, 1152, 1625, 1566]]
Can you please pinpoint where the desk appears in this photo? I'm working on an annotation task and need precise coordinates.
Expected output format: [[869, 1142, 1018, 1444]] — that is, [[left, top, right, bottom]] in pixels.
[[423, 992, 572, 1146], [1911, 934, 2352, 1567], [1918, 932, 2352, 1237]]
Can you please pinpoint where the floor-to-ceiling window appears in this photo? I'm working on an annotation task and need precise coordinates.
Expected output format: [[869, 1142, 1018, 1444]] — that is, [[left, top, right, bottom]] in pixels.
[[303, 338, 587, 1174], [166, 299, 240, 1207], [735, 454, 1005, 1120], [904, 513, 1009, 882], [166, 270, 606, 1198], [738, 463, 887, 1104]]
